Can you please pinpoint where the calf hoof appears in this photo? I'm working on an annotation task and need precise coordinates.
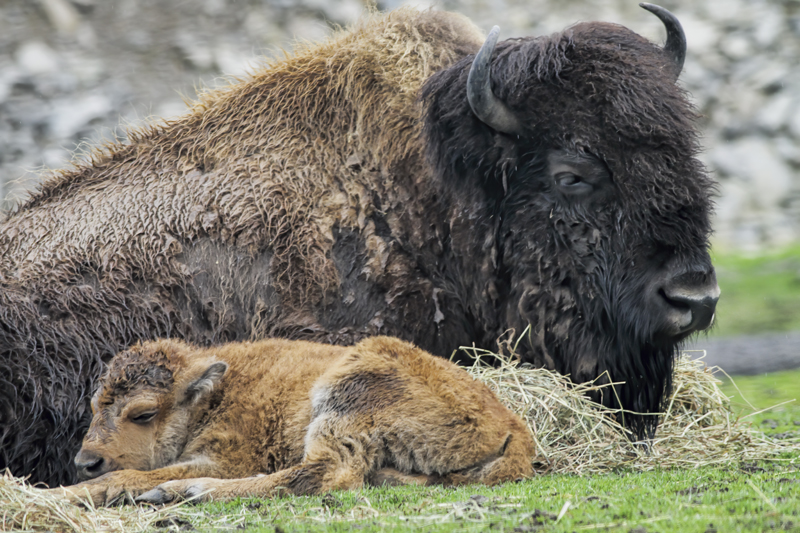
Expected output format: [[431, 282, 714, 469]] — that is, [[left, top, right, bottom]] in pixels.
[[136, 487, 174, 505], [137, 479, 215, 504]]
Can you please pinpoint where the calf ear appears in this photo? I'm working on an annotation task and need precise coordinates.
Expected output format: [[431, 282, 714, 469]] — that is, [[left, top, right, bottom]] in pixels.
[[181, 361, 228, 405]]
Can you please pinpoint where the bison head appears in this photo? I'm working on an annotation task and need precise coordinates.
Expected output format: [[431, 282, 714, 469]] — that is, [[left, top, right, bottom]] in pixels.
[[422, 4, 718, 440], [74, 341, 227, 481]]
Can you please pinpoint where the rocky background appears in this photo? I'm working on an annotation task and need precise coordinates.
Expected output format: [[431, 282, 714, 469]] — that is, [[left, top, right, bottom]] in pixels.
[[2, 0, 800, 252]]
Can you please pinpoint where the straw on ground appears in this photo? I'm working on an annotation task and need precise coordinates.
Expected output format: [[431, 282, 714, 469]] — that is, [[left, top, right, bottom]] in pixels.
[[1, 348, 794, 532]]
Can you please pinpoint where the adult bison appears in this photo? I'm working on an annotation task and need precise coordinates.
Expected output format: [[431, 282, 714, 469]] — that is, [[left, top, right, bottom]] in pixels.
[[0, 4, 718, 486]]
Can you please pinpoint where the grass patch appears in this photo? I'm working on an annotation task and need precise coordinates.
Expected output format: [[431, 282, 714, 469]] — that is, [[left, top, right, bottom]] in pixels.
[[195, 466, 800, 533], [4, 354, 797, 533], [719, 368, 800, 440], [720, 369, 800, 410], [8, 463, 799, 533], [711, 245, 800, 337]]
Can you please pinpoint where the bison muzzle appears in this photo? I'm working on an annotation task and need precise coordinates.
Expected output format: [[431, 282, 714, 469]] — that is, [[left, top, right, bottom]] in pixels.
[[1, 4, 717, 486]]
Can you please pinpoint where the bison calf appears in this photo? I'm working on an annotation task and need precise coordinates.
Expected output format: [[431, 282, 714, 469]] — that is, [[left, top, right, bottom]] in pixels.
[[54, 336, 534, 505]]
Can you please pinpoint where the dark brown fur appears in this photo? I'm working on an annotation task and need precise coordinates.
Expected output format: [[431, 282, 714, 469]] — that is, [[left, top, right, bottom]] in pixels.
[[54, 337, 534, 505]]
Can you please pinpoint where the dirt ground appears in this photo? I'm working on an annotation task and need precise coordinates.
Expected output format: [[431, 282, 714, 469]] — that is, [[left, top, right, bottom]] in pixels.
[[686, 331, 800, 375]]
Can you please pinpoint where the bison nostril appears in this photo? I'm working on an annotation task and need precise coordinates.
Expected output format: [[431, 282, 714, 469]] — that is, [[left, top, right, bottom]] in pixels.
[[661, 286, 720, 334]]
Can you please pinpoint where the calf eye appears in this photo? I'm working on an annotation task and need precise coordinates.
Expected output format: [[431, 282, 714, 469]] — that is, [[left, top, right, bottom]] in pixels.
[[130, 411, 158, 424]]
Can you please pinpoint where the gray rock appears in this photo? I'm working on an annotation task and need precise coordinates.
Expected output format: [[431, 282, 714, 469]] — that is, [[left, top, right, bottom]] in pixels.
[[697, 0, 750, 25], [718, 32, 753, 61], [709, 138, 793, 209], [15, 41, 58, 75], [242, 10, 283, 42], [48, 94, 112, 139], [686, 332, 800, 375], [174, 32, 215, 71], [756, 93, 794, 132], [788, 106, 800, 139], [0, 68, 19, 102], [743, 58, 790, 92], [753, 5, 785, 48], [775, 136, 800, 165], [303, 0, 364, 24], [42, 147, 70, 170], [215, 43, 253, 77], [676, 13, 719, 54], [285, 15, 332, 45], [39, 0, 81, 36], [156, 100, 190, 121]]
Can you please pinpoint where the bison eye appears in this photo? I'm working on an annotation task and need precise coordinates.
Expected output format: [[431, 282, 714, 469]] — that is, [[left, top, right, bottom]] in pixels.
[[555, 172, 592, 195], [557, 173, 580, 187], [130, 411, 158, 424]]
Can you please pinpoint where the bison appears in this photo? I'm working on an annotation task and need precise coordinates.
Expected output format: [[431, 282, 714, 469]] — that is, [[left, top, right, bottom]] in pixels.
[[1, 4, 718, 487], [52, 336, 533, 506]]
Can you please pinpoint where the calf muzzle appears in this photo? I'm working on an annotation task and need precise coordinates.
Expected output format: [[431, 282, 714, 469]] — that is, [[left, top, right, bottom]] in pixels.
[[74, 448, 114, 481]]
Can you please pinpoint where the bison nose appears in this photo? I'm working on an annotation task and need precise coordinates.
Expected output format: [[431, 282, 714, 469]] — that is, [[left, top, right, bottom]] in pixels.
[[74, 449, 109, 481], [659, 271, 720, 337]]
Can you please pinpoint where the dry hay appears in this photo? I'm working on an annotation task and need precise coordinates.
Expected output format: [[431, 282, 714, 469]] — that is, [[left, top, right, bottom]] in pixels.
[[464, 344, 797, 475], [0, 470, 201, 533], [1, 345, 795, 532]]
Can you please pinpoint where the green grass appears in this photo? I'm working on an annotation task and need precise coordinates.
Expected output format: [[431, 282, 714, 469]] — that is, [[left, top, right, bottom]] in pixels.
[[711, 245, 800, 337], [168, 371, 799, 533], [185, 467, 800, 532], [720, 368, 800, 442]]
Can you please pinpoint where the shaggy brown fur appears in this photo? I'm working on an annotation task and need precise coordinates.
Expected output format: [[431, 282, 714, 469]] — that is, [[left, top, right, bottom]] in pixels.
[[53, 337, 534, 505], [1, 9, 484, 485]]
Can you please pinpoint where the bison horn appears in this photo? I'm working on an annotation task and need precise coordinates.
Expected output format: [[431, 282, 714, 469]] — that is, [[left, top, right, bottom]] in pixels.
[[639, 3, 686, 75], [467, 26, 524, 136]]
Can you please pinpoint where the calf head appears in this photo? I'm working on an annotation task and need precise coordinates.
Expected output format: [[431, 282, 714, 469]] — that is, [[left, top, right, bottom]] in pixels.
[[74, 340, 227, 481]]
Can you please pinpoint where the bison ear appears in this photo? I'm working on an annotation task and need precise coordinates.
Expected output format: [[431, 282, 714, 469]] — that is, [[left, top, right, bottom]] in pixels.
[[181, 361, 228, 405]]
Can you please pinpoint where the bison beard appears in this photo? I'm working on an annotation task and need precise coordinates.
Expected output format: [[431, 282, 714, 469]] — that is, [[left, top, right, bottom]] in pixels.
[[0, 5, 717, 486]]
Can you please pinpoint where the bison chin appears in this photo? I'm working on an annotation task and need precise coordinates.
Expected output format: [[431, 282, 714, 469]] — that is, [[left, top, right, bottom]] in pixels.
[[510, 310, 684, 442], [593, 337, 680, 443], [505, 247, 719, 442]]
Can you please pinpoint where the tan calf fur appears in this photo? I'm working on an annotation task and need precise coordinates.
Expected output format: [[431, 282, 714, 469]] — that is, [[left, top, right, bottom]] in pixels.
[[54, 337, 535, 505]]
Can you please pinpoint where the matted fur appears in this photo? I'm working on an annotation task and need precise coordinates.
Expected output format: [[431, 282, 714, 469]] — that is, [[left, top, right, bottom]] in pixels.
[[0, 9, 484, 486], [54, 337, 534, 506]]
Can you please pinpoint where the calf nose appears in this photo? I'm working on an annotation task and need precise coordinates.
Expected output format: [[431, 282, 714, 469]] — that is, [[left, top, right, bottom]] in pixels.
[[660, 269, 720, 336], [74, 449, 109, 481]]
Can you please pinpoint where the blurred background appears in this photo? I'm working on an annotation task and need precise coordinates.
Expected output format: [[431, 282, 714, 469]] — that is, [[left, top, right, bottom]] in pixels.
[[0, 0, 799, 375]]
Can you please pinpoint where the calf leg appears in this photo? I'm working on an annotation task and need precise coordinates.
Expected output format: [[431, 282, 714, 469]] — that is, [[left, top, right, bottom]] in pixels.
[[435, 430, 535, 487], [139, 414, 379, 503], [367, 467, 433, 486], [49, 459, 227, 506], [138, 462, 338, 503], [140, 405, 533, 504]]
